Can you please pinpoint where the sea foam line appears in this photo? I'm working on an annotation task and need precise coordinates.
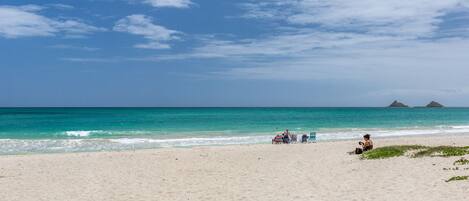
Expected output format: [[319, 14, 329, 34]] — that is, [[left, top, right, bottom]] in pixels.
[[64, 130, 106, 137], [2, 125, 469, 154]]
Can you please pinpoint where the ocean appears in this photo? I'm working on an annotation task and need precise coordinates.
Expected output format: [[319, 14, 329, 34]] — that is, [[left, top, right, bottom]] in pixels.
[[1, 107, 469, 154]]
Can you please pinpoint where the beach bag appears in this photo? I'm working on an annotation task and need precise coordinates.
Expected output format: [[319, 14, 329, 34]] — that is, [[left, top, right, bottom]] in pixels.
[[355, 148, 363, 154]]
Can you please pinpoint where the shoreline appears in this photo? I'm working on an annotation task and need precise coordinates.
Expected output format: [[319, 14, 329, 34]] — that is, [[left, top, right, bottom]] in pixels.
[[1, 134, 469, 201], [2, 132, 469, 156]]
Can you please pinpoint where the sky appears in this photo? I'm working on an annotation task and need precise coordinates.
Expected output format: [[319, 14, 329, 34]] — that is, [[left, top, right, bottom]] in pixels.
[[1, 0, 469, 107]]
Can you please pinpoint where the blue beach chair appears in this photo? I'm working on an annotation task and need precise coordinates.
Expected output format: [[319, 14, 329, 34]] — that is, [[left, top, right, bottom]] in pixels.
[[309, 132, 316, 142]]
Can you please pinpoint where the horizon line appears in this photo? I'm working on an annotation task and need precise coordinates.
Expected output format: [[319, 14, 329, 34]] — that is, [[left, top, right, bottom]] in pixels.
[[0, 106, 467, 108]]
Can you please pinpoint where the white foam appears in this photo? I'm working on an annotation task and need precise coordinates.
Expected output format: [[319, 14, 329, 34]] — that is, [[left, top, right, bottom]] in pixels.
[[110, 135, 272, 147], [317, 126, 469, 140], [0, 136, 273, 155], [2, 125, 469, 155], [64, 130, 105, 137], [450, 125, 469, 129]]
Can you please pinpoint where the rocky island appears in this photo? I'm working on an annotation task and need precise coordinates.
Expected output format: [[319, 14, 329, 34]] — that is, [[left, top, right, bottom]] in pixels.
[[426, 101, 444, 108], [388, 100, 409, 108]]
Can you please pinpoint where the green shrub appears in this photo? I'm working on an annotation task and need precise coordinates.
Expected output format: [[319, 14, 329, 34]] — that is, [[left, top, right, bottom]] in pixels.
[[362, 145, 426, 159], [413, 146, 469, 158], [454, 158, 469, 165], [445, 176, 468, 182], [362, 145, 469, 159]]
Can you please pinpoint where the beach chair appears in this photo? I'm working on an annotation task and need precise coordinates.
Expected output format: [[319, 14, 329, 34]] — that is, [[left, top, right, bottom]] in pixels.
[[309, 132, 316, 143], [291, 134, 298, 143]]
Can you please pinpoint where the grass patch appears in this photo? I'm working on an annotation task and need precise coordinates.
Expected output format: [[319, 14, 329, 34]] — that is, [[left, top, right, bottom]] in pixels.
[[362, 145, 427, 159], [445, 176, 469, 182], [362, 145, 469, 159], [454, 158, 469, 165], [413, 146, 469, 158]]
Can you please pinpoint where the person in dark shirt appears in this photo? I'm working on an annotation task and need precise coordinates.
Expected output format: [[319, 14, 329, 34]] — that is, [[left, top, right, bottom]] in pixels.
[[282, 129, 290, 144]]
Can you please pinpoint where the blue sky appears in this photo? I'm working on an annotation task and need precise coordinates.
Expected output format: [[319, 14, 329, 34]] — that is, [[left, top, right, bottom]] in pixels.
[[1, 0, 469, 107]]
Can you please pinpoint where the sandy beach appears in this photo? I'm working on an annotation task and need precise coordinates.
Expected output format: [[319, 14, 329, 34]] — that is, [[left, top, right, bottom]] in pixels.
[[1, 135, 469, 201]]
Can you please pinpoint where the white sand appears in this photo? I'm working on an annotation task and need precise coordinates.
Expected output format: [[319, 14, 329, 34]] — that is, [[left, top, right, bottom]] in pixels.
[[1, 135, 469, 201]]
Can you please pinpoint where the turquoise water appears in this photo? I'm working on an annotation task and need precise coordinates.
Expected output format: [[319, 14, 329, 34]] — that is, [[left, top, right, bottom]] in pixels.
[[1, 107, 469, 154]]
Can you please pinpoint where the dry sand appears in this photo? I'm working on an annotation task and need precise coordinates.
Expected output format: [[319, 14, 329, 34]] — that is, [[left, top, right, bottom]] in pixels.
[[1, 135, 469, 201]]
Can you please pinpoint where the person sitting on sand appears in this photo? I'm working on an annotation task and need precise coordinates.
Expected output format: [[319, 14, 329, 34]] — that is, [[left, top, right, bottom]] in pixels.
[[355, 134, 373, 154], [282, 129, 290, 144], [272, 134, 284, 144], [301, 134, 308, 143]]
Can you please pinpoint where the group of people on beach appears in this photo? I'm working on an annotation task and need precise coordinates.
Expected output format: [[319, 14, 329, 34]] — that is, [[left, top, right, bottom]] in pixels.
[[272, 129, 310, 144], [272, 129, 374, 155]]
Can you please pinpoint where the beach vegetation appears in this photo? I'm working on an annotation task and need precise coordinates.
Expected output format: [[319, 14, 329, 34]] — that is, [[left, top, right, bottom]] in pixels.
[[445, 176, 468, 182], [412, 146, 469, 158], [362, 145, 469, 159], [453, 158, 469, 166], [361, 145, 426, 159]]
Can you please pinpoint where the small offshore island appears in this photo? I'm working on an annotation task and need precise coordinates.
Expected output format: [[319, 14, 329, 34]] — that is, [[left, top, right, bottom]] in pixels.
[[388, 100, 409, 107], [388, 100, 445, 108], [426, 101, 445, 108]]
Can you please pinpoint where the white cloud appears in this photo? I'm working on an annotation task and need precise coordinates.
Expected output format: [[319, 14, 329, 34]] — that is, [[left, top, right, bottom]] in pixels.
[[242, 0, 469, 38], [49, 44, 99, 51], [143, 0, 192, 8], [113, 14, 181, 49], [188, 31, 403, 59], [61, 0, 469, 86], [177, 1, 469, 69], [53, 20, 105, 38], [214, 38, 469, 80], [60, 57, 121, 63], [52, 0, 469, 104], [0, 6, 54, 38], [0, 5, 103, 38], [147, 0, 469, 99], [46, 4, 74, 10], [138, 0, 468, 62], [12, 4, 44, 11]]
